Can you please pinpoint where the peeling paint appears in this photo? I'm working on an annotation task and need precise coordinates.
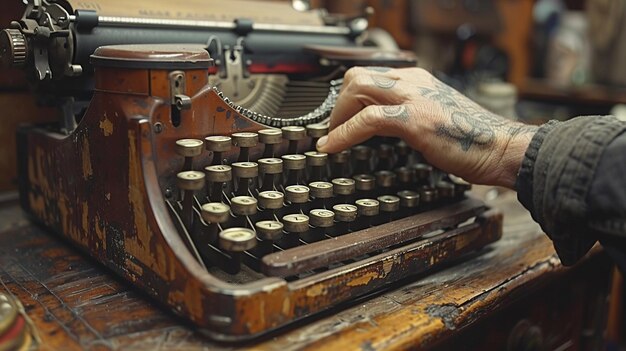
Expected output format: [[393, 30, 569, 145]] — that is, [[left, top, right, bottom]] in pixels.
[[306, 284, 326, 298], [99, 115, 114, 136], [81, 138, 93, 180], [347, 272, 380, 287]]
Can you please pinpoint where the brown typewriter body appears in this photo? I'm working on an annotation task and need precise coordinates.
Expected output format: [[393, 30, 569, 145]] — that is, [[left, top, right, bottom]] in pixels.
[[9, 0, 502, 342]]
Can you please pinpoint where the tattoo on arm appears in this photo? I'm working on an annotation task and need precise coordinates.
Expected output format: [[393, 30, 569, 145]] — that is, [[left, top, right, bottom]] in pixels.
[[381, 105, 409, 122], [436, 111, 495, 151]]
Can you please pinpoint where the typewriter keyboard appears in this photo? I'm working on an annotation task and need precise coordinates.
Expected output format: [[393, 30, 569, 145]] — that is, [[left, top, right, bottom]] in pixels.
[[167, 124, 478, 282]]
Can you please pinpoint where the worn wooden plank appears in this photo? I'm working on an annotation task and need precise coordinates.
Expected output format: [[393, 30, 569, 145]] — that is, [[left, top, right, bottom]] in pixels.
[[0, 187, 607, 350]]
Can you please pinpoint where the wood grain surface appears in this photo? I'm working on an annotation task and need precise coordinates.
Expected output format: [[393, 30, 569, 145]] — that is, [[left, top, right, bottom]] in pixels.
[[0, 187, 608, 350]]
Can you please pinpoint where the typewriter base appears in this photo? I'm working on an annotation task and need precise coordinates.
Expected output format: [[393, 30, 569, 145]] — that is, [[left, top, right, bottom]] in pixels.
[[0, 189, 610, 350]]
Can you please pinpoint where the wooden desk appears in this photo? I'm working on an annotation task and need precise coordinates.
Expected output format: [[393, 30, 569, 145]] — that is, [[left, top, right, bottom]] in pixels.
[[0, 188, 612, 350]]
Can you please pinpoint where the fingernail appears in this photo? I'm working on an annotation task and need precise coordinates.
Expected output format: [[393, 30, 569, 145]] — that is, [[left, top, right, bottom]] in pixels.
[[316, 135, 328, 149]]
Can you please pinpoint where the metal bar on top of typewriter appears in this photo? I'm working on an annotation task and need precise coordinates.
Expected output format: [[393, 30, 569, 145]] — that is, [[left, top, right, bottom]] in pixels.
[[261, 198, 487, 277]]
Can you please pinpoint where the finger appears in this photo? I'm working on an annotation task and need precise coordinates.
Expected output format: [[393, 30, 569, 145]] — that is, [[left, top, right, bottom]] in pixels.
[[318, 105, 408, 154], [329, 68, 401, 131]]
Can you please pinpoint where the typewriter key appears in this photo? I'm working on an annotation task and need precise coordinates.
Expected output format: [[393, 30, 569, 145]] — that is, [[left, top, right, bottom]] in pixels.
[[232, 162, 259, 195], [306, 123, 329, 149], [205, 135, 232, 165], [352, 145, 372, 173], [282, 126, 307, 153], [353, 174, 375, 193], [285, 185, 310, 213], [412, 163, 433, 185], [255, 220, 284, 254], [258, 190, 285, 211], [308, 181, 333, 208], [308, 208, 335, 242], [375, 170, 397, 189], [436, 180, 456, 200], [282, 154, 306, 185], [175, 138, 203, 171], [258, 128, 283, 158], [231, 196, 258, 216], [329, 149, 351, 178], [205, 165, 232, 202], [332, 203, 358, 233], [305, 151, 328, 181], [258, 158, 283, 191], [448, 174, 472, 197], [378, 195, 400, 222], [419, 187, 437, 205], [331, 178, 356, 195], [281, 213, 310, 246], [219, 227, 257, 274], [177, 171, 205, 229], [397, 190, 420, 208], [376, 144, 394, 171], [232, 132, 258, 162], [201, 202, 230, 242], [394, 140, 410, 166], [395, 167, 414, 189], [355, 198, 380, 228]]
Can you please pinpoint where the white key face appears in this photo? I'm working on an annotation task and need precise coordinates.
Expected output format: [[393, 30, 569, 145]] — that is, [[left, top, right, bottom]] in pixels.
[[232, 196, 257, 206], [260, 191, 283, 199], [283, 214, 309, 223], [285, 185, 309, 194], [355, 199, 379, 207], [333, 204, 357, 213], [220, 228, 256, 242], [310, 209, 334, 218], [178, 171, 204, 181], [176, 138, 203, 149], [206, 136, 231, 142], [259, 129, 281, 135], [256, 220, 284, 231], [206, 165, 231, 172], [202, 202, 230, 214]]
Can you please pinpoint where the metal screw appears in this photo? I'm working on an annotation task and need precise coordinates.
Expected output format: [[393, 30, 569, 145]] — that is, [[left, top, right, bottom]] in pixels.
[[154, 122, 163, 133]]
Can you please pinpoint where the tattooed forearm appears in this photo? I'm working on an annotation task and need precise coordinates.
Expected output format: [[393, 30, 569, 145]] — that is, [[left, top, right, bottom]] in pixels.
[[371, 75, 397, 89], [382, 105, 409, 122], [507, 124, 539, 136]]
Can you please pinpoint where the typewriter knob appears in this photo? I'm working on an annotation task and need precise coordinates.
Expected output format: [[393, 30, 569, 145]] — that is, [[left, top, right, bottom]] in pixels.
[[377, 195, 401, 212], [304, 151, 328, 167], [352, 145, 372, 160], [232, 162, 259, 179], [281, 126, 306, 141], [201, 202, 231, 223], [309, 209, 335, 228], [436, 180, 456, 199], [419, 187, 437, 204], [332, 204, 358, 222], [282, 214, 310, 233], [397, 190, 420, 208], [449, 175, 472, 196], [309, 181, 333, 199], [375, 170, 397, 188], [176, 171, 205, 190], [306, 123, 329, 138], [255, 220, 284, 241], [205, 136, 232, 152], [205, 165, 232, 183], [331, 178, 356, 195], [353, 174, 376, 191], [258, 158, 283, 174], [258, 129, 283, 144], [355, 199, 380, 217], [218, 228, 257, 252], [285, 185, 310, 204], [413, 163, 433, 183], [258, 191, 285, 210], [281, 154, 306, 170], [330, 150, 351, 163], [231, 132, 258, 148], [175, 139, 204, 157], [231, 196, 258, 216], [395, 167, 415, 185], [0, 29, 27, 67]]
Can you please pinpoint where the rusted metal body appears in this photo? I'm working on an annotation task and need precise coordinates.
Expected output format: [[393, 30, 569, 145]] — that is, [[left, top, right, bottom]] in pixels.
[[16, 44, 502, 341]]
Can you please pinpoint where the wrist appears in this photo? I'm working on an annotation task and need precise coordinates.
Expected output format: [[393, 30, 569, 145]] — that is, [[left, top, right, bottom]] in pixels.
[[497, 125, 538, 189]]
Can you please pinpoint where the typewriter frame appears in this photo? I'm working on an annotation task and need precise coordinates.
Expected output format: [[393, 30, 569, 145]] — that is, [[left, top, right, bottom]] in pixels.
[[16, 44, 502, 341]]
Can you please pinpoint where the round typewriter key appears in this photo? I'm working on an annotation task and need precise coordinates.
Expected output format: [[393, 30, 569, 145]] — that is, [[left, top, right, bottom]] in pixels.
[[281, 126, 306, 140], [258, 128, 283, 144], [231, 196, 258, 216], [176, 171, 205, 190], [285, 185, 310, 204], [201, 202, 230, 223], [231, 132, 258, 147], [205, 135, 232, 152], [309, 209, 335, 228], [375, 170, 397, 188], [309, 181, 333, 198], [231, 162, 259, 178], [255, 220, 284, 241], [395, 167, 414, 184], [258, 158, 283, 174], [304, 151, 328, 167], [397, 190, 420, 208], [449, 174, 472, 196], [412, 163, 433, 182], [353, 174, 375, 191], [258, 190, 285, 210], [282, 214, 310, 233], [0, 293, 18, 336], [419, 187, 437, 203], [306, 123, 329, 138], [330, 149, 351, 163], [377, 195, 400, 212], [332, 204, 358, 222], [352, 145, 372, 160], [355, 198, 380, 217], [331, 178, 356, 195], [175, 138, 204, 157], [436, 180, 456, 199], [281, 154, 306, 170], [219, 227, 257, 252], [205, 165, 232, 183], [376, 143, 394, 170]]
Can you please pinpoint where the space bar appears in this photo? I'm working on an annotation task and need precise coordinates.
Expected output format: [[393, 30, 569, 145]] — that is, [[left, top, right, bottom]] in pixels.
[[260, 197, 485, 277]]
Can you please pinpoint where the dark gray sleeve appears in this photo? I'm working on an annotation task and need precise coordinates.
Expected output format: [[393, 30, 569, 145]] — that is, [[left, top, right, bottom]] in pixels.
[[515, 115, 626, 266]]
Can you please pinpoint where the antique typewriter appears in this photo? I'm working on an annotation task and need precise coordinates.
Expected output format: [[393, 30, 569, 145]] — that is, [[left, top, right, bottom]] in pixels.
[[2, 0, 502, 341]]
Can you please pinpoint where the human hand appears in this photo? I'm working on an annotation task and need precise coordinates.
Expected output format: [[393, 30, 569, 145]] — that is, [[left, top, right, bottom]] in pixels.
[[316, 67, 537, 188]]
